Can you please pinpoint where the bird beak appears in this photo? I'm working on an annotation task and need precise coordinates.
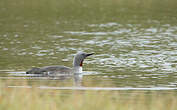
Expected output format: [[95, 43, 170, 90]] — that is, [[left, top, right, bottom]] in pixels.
[[86, 53, 94, 57]]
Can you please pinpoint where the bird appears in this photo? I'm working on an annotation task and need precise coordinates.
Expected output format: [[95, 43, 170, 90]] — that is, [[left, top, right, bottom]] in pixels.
[[26, 52, 94, 75]]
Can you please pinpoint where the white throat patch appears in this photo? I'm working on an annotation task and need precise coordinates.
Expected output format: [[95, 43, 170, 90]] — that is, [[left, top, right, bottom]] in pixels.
[[74, 66, 83, 73]]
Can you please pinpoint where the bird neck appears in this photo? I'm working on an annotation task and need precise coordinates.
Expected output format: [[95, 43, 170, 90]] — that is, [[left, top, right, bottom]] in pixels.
[[73, 55, 84, 73], [73, 56, 84, 67], [73, 66, 83, 73]]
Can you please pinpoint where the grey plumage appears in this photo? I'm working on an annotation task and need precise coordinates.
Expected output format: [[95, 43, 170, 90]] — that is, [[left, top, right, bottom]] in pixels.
[[26, 52, 94, 75]]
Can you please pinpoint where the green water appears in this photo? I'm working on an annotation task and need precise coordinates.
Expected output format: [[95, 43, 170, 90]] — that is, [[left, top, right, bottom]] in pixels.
[[0, 0, 177, 88]]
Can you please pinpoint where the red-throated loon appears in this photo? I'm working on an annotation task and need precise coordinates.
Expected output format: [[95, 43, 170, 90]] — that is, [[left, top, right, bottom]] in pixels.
[[26, 52, 94, 75]]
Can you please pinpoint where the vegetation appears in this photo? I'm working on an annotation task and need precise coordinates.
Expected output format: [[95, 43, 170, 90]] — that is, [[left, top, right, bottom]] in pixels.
[[0, 81, 176, 110]]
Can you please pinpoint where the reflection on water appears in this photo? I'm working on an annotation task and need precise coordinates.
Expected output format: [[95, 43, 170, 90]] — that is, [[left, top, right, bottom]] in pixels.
[[1, 20, 177, 88], [7, 85, 177, 91], [0, 69, 176, 89], [0, 0, 177, 90], [5, 71, 177, 90]]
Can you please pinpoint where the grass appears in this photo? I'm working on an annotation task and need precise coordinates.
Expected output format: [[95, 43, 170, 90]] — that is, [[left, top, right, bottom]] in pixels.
[[0, 81, 177, 110]]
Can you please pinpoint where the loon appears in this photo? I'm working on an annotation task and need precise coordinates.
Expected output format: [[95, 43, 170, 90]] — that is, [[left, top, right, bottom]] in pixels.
[[26, 52, 94, 75]]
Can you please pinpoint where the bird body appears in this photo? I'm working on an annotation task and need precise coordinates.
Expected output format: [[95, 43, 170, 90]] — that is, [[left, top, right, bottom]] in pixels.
[[26, 52, 93, 75]]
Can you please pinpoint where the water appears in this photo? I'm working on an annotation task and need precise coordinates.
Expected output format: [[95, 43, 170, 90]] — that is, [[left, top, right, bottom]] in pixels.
[[0, 0, 177, 90]]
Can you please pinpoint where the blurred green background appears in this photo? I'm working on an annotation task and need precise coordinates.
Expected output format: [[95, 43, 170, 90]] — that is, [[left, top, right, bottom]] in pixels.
[[0, 0, 177, 88]]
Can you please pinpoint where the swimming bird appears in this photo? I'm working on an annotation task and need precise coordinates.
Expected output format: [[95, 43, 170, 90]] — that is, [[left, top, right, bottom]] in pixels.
[[26, 52, 94, 75]]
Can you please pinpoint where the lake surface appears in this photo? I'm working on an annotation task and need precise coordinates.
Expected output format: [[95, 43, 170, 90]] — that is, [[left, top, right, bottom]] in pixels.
[[0, 0, 177, 90]]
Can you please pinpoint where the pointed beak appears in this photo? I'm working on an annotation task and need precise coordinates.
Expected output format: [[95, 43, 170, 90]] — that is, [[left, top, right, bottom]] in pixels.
[[86, 53, 94, 57]]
